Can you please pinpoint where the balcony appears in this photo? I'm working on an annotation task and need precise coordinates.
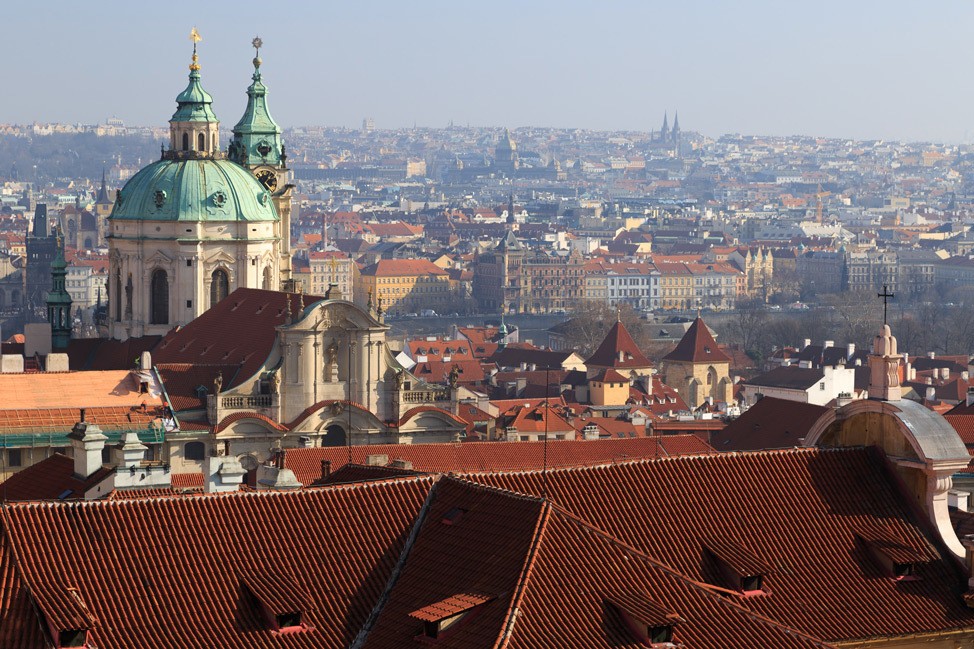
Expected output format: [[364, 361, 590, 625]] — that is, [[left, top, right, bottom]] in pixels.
[[402, 389, 450, 404], [221, 395, 273, 409]]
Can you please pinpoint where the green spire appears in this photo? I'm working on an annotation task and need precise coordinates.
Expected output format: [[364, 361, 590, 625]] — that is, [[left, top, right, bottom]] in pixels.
[[171, 32, 218, 123], [229, 36, 283, 166], [47, 229, 73, 350]]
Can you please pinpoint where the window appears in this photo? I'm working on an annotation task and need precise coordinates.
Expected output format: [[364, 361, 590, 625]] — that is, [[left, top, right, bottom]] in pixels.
[[184, 441, 206, 461], [819, 382, 825, 391], [58, 629, 88, 648], [210, 268, 229, 308], [114, 269, 122, 321], [8, 448, 22, 467], [150, 269, 169, 325], [182, 132, 189, 151], [198, 132, 205, 151]]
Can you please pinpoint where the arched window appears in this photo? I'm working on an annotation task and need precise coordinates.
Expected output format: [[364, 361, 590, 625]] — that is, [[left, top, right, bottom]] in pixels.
[[0, 288, 5, 309], [124, 274, 133, 318], [198, 132, 205, 151], [210, 268, 229, 307], [262, 266, 273, 290], [11, 289, 20, 305], [150, 269, 169, 325], [323, 425, 347, 447], [182, 132, 189, 151], [113, 269, 122, 321], [184, 441, 205, 461]]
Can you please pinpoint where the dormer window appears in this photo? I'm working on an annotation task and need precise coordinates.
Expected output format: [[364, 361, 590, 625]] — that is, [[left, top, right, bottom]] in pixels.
[[856, 525, 927, 581], [30, 585, 93, 649], [703, 538, 771, 595], [410, 593, 494, 641], [606, 592, 681, 647], [242, 571, 311, 634]]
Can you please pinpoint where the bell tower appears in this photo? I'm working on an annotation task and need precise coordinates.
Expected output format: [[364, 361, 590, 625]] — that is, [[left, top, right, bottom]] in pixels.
[[228, 37, 293, 288]]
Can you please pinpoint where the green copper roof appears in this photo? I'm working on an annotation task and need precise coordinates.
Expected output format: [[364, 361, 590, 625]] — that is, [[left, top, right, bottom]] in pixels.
[[229, 57, 283, 166], [110, 158, 277, 222], [171, 68, 219, 123]]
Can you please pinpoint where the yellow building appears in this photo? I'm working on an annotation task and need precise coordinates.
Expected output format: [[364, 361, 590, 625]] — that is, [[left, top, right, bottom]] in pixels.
[[356, 258, 453, 315], [589, 368, 630, 406]]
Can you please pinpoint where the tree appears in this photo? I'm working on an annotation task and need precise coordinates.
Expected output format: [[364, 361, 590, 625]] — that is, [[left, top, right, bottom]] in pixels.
[[724, 298, 769, 360], [561, 302, 647, 357]]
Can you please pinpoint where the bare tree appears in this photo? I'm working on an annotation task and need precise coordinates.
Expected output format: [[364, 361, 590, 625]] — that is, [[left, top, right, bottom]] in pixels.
[[725, 298, 769, 359]]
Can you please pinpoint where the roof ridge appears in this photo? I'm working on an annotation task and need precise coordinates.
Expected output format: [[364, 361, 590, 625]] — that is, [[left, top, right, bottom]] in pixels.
[[493, 499, 551, 649], [1, 474, 436, 509]]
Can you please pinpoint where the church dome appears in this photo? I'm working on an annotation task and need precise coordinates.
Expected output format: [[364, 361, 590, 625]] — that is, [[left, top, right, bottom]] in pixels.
[[110, 157, 277, 222]]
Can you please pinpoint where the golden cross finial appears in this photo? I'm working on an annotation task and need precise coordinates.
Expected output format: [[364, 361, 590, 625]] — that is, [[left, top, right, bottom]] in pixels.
[[252, 36, 263, 54], [189, 28, 202, 71]]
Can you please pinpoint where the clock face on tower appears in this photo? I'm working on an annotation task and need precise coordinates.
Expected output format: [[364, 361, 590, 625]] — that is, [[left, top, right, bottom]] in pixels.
[[255, 169, 278, 192]]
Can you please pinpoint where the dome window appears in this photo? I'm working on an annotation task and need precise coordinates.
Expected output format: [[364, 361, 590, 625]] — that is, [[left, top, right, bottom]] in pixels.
[[211, 191, 227, 208], [259, 191, 270, 206], [154, 190, 167, 208]]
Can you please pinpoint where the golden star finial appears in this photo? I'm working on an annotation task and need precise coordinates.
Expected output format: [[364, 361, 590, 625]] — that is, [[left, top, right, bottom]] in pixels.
[[190, 27, 202, 44]]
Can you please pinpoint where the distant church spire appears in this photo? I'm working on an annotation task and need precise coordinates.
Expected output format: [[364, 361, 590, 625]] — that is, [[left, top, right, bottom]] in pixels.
[[229, 36, 283, 167], [47, 228, 73, 350], [507, 193, 516, 226], [660, 111, 670, 143]]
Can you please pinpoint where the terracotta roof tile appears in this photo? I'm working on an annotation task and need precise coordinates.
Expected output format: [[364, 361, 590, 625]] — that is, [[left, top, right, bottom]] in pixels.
[[585, 320, 653, 369], [469, 447, 974, 642], [662, 317, 731, 364], [0, 477, 434, 648]]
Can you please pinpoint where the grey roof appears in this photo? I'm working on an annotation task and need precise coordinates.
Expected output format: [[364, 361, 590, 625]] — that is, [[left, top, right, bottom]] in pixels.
[[888, 398, 970, 462]]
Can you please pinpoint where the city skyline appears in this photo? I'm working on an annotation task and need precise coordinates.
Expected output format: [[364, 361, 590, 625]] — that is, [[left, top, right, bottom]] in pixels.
[[6, 1, 974, 142]]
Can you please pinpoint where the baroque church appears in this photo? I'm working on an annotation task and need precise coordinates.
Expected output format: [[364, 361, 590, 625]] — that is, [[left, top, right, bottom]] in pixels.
[[108, 36, 292, 340]]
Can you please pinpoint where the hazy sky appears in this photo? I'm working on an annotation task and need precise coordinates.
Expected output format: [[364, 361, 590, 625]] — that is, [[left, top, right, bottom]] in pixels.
[[5, 1, 974, 142]]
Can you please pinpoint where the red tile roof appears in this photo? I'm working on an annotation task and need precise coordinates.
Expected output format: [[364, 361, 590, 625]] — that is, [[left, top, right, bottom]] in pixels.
[[662, 317, 731, 363], [361, 477, 834, 648], [285, 437, 711, 486], [0, 477, 434, 648], [585, 320, 653, 369], [156, 363, 242, 412], [470, 447, 974, 643], [154, 288, 319, 391]]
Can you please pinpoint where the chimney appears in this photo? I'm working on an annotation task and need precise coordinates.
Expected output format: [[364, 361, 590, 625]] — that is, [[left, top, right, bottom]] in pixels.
[[113, 430, 148, 470], [926, 386, 937, 401], [390, 458, 414, 470], [320, 460, 332, 480], [803, 338, 811, 349], [963, 371, 970, 381], [942, 367, 951, 380], [365, 454, 389, 466], [846, 343, 855, 359], [824, 340, 834, 349], [204, 454, 246, 494], [926, 377, 933, 385], [582, 424, 600, 440], [929, 352, 936, 359], [967, 387, 974, 408], [67, 409, 108, 479]]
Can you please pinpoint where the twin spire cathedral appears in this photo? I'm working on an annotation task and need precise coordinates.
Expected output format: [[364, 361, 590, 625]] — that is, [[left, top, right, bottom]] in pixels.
[[107, 32, 292, 341]]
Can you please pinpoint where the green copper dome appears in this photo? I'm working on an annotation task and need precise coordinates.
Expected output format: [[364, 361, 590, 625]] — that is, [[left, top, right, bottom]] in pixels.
[[110, 158, 277, 222]]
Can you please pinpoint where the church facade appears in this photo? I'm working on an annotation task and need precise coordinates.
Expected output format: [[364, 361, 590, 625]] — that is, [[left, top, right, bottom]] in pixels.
[[107, 38, 290, 340]]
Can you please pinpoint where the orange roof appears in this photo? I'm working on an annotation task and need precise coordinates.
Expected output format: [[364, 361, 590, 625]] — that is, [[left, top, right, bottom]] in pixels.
[[0, 370, 164, 410], [360, 259, 448, 277]]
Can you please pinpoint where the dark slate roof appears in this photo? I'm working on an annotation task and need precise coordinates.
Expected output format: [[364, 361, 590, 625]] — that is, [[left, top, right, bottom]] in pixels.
[[710, 397, 829, 451]]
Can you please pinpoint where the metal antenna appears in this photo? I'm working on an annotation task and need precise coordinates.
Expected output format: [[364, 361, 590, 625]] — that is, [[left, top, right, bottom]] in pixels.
[[347, 338, 355, 465], [542, 365, 550, 500]]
